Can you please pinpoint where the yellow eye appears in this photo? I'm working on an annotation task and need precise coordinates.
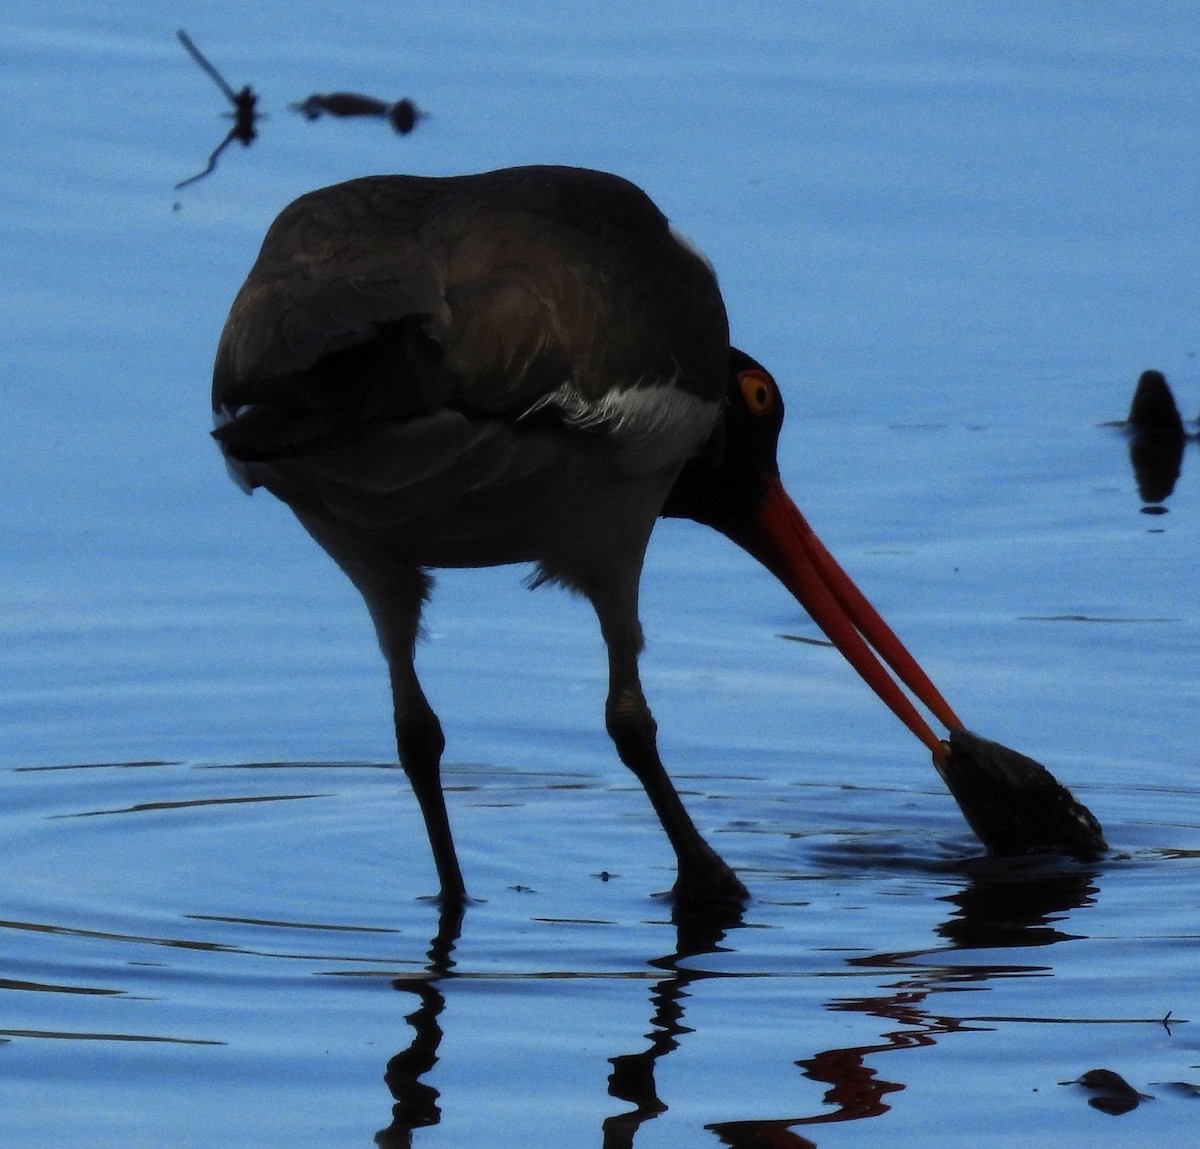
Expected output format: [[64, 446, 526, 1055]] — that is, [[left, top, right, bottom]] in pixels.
[[737, 369, 775, 416]]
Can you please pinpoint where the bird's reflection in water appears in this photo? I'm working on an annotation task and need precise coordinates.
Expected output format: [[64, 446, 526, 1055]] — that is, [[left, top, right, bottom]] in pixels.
[[373, 864, 1096, 1146], [375, 904, 463, 1149], [938, 857, 1096, 950], [602, 903, 747, 1147], [711, 863, 1097, 1144]]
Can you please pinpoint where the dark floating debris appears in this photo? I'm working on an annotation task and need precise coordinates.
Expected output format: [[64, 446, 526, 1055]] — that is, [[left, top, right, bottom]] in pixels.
[[291, 92, 426, 134], [1059, 1068, 1153, 1116], [175, 30, 261, 189], [1114, 368, 1187, 507], [935, 730, 1106, 859], [174, 35, 424, 192], [1127, 369, 1185, 434]]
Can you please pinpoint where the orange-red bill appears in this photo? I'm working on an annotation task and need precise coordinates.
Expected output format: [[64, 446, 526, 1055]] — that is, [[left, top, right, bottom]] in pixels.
[[739, 477, 963, 761]]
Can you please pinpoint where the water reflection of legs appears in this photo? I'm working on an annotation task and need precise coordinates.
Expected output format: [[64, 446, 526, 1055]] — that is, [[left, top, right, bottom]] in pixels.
[[602, 902, 746, 1147], [375, 904, 463, 1148], [373, 864, 1099, 1145]]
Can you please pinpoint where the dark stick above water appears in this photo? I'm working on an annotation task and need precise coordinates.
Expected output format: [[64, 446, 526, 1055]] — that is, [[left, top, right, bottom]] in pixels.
[[174, 31, 425, 191], [174, 30, 260, 189]]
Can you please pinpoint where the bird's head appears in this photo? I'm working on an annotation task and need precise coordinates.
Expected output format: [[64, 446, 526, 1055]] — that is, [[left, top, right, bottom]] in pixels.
[[663, 346, 961, 762], [661, 348, 785, 533]]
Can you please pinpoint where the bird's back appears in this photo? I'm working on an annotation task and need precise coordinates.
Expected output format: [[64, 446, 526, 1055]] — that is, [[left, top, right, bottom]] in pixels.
[[211, 166, 730, 582]]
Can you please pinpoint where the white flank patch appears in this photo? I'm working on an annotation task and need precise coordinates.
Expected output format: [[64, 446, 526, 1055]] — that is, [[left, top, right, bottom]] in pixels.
[[521, 377, 719, 472], [210, 405, 254, 493]]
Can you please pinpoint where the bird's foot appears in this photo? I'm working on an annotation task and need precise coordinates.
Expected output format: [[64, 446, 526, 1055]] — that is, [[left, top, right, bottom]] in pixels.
[[669, 856, 750, 909], [417, 890, 485, 909]]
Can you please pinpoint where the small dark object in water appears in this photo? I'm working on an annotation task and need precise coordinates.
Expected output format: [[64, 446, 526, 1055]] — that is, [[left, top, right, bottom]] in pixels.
[[1059, 1068, 1152, 1115], [291, 92, 425, 134], [293, 92, 388, 119], [175, 30, 260, 189], [1127, 369, 1185, 434], [935, 730, 1107, 858], [390, 99, 421, 135], [1121, 370, 1186, 505]]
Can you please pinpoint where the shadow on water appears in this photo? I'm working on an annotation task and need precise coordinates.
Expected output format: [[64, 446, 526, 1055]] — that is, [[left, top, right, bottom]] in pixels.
[[374, 861, 1104, 1146]]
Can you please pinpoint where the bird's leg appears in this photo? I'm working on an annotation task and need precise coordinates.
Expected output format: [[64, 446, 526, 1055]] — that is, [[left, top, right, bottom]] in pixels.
[[595, 589, 749, 905], [363, 572, 468, 905], [389, 662, 466, 904], [288, 509, 468, 903]]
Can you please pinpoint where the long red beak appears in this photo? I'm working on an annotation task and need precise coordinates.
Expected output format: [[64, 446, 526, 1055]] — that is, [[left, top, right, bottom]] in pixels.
[[740, 477, 963, 763]]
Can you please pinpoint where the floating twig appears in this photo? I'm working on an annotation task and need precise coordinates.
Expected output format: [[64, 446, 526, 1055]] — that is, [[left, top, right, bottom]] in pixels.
[[175, 30, 261, 189]]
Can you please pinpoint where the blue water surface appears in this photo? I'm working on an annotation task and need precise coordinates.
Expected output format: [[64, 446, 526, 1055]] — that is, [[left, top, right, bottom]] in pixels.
[[1, 3, 1199, 1146]]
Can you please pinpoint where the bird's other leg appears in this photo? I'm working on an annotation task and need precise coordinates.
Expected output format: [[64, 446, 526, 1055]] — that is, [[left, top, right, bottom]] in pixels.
[[390, 660, 467, 904], [363, 569, 467, 905], [593, 584, 749, 906]]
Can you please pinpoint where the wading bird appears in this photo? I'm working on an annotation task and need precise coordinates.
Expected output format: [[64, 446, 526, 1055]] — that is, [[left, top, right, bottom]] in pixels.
[[212, 165, 1104, 905]]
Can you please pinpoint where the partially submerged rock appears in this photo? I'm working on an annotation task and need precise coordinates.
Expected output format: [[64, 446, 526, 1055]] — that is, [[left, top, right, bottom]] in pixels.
[[1126, 369, 1185, 435], [1059, 1068, 1153, 1115], [935, 730, 1107, 858], [1123, 369, 1186, 504]]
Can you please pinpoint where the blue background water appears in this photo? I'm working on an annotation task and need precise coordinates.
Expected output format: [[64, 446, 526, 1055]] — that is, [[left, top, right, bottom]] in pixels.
[[2, 3, 1198, 1146]]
